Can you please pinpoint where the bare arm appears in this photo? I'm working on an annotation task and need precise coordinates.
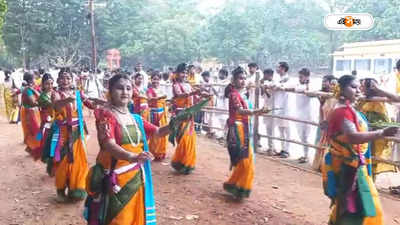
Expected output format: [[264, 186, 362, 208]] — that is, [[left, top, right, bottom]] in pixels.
[[346, 127, 397, 144], [102, 139, 152, 163], [152, 125, 171, 138], [53, 96, 75, 111], [238, 107, 263, 116], [375, 88, 400, 102], [346, 130, 383, 144]]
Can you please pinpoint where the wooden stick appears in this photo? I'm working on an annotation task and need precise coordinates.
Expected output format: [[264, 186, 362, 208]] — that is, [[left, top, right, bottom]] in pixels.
[[194, 123, 225, 131], [262, 114, 319, 126], [196, 123, 400, 167], [202, 109, 229, 114], [203, 106, 319, 126], [259, 134, 324, 150], [372, 156, 400, 168]]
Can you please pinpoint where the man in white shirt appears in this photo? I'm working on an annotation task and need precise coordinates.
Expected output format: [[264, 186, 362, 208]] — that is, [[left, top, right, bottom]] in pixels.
[[200, 71, 218, 137], [273, 62, 292, 158], [160, 72, 173, 100], [247, 63, 259, 106], [261, 68, 275, 154], [215, 68, 230, 142], [84, 72, 104, 99], [135, 63, 149, 90], [294, 68, 312, 163]]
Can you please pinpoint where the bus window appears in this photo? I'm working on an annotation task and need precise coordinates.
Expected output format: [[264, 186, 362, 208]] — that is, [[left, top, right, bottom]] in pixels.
[[354, 59, 371, 71], [335, 59, 351, 71], [374, 58, 392, 74]]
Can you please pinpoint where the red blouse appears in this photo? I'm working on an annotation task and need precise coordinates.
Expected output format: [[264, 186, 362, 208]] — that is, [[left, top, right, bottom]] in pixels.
[[94, 107, 157, 146]]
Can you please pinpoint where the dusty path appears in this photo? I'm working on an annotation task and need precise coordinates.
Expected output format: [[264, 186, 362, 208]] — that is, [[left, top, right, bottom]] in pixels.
[[0, 116, 399, 225]]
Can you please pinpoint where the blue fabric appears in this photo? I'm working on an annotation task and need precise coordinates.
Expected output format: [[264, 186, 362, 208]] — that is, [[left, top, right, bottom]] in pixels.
[[75, 91, 85, 142], [36, 130, 43, 141], [327, 171, 336, 198], [50, 123, 60, 158], [128, 102, 135, 114], [132, 113, 157, 225], [151, 108, 164, 113], [325, 152, 337, 198], [26, 88, 34, 97], [243, 93, 255, 164]]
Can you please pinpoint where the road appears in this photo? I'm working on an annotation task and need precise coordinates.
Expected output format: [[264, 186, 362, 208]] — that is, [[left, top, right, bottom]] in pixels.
[[0, 115, 399, 225]]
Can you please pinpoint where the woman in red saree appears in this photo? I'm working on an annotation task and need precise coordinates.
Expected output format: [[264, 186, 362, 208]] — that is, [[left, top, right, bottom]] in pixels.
[[85, 74, 171, 225], [323, 75, 397, 225], [223, 67, 264, 199], [20, 72, 41, 158]]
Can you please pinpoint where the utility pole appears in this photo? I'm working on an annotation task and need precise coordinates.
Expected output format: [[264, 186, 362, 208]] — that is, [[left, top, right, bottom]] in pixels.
[[89, 0, 97, 72]]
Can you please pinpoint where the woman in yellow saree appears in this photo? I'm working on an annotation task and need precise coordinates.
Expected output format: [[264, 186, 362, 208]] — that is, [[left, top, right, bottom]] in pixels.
[[358, 78, 396, 179], [147, 72, 168, 160], [323, 75, 397, 225], [20, 72, 41, 156], [44, 69, 98, 202], [85, 74, 171, 225], [3, 71, 20, 123], [132, 73, 149, 121], [223, 67, 263, 199]]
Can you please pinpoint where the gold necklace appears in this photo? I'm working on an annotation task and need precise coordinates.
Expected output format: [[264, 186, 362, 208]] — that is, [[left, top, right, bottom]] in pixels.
[[111, 105, 128, 115]]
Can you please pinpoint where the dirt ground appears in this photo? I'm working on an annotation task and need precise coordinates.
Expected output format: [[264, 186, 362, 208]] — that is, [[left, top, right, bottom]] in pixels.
[[0, 115, 400, 225]]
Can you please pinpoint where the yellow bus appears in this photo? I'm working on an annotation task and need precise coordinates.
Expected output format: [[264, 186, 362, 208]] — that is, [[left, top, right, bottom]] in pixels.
[[332, 39, 400, 79]]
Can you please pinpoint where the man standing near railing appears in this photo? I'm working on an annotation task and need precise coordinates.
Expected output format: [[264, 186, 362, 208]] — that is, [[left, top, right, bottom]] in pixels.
[[261, 68, 276, 155], [294, 68, 312, 163], [215, 68, 230, 143], [247, 63, 259, 105], [273, 61, 292, 158]]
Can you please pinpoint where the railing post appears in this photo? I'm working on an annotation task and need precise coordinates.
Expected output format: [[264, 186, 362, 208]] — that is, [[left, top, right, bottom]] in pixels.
[[254, 71, 261, 153]]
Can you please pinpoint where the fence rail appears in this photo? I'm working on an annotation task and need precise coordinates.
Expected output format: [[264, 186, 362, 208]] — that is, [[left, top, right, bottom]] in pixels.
[[164, 80, 400, 168]]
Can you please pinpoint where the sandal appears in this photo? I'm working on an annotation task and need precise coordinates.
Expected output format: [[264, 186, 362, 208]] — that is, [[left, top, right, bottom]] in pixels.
[[389, 186, 400, 195], [298, 157, 308, 164]]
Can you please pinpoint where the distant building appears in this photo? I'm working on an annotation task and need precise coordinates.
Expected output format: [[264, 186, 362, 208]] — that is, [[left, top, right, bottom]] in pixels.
[[331, 39, 400, 79]]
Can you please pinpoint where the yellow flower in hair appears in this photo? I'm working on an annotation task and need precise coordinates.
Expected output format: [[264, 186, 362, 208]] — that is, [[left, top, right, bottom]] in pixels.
[[106, 91, 111, 102], [332, 83, 341, 99]]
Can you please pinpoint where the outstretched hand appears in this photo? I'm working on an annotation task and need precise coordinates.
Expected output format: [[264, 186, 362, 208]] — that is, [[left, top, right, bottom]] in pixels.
[[382, 127, 398, 137]]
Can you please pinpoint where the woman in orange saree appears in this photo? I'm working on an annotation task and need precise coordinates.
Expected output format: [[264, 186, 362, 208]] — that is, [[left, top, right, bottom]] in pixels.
[[147, 72, 168, 160], [312, 75, 338, 171], [223, 67, 264, 199], [322, 75, 397, 225], [85, 74, 171, 225], [170, 63, 201, 174], [20, 72, 41, 157], [44, 69, 98, 202]]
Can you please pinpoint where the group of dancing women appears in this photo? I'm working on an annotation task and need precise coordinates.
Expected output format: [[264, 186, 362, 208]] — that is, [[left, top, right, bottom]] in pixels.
[[8, 61, 399, 224]]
